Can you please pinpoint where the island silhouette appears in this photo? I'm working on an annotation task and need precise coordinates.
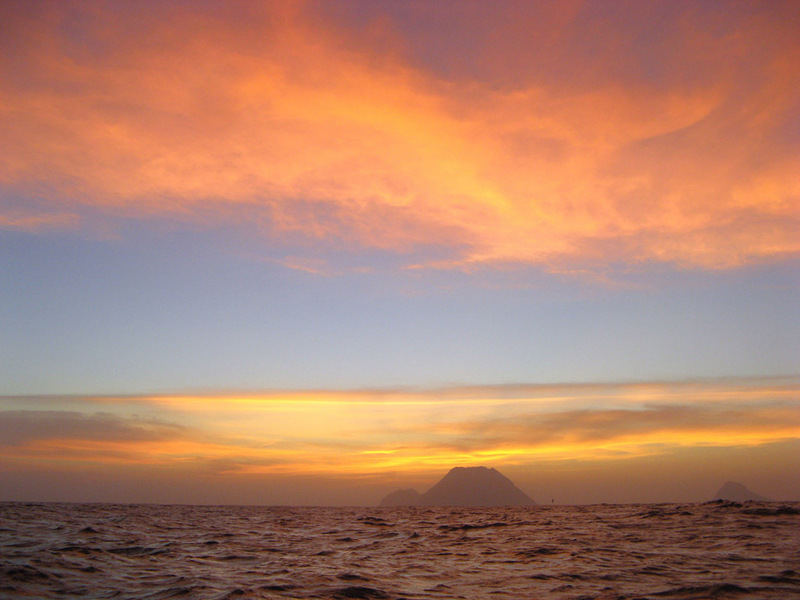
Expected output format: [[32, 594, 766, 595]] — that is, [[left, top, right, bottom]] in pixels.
[[712, 481, 772, 502], [380, 466, 536, 507]]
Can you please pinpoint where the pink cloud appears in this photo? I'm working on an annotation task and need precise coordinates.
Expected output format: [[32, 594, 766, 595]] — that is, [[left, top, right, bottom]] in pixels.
[[1, 1, 797, 271]]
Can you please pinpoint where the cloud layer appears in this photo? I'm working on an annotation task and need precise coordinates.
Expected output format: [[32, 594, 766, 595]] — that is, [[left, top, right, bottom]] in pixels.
[[2, 379, 798, 487], [2, 1, 798, 271]]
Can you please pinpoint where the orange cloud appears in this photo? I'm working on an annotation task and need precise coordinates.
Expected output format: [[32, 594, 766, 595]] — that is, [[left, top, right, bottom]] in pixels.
[[1, 2, 798, 271], [3, 379, 798, 479], [0, 210, 78, 231]]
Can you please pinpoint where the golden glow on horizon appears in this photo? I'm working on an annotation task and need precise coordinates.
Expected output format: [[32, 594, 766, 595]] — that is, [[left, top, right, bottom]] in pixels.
[[1, 3, 798, 271], [2, 381, 798, 481]]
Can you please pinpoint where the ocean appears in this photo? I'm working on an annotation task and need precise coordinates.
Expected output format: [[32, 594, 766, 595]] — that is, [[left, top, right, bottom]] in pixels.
[[1, 501, 798, 599]]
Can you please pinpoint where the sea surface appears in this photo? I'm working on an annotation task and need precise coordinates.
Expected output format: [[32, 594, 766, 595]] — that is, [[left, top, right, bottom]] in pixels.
[[1, 501, 798, 600]]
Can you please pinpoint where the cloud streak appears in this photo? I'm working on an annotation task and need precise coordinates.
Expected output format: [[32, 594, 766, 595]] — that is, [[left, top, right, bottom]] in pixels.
[[2, 379, 798, 479], [1, 1, 798, 272], [0, 410, 186, 446]]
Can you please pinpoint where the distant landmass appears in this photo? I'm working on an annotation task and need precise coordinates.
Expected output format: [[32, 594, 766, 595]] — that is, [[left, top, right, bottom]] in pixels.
[[380, 466, 536, 507], [713, 481, 772, 502], [380, 488, 422, 506]]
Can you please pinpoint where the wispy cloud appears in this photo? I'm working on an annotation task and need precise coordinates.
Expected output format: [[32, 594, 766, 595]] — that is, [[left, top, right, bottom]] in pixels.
[[0, 211, 79, 232], [2, 379, 797, 478], [1, 2, 797, 273], [0, 410, 186, 446]]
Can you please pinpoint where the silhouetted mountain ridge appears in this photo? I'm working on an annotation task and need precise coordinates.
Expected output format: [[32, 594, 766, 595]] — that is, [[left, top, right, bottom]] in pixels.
[[713, 481, 771, 502], [379, 488, 422, 506], [380, 466, 536, 507]]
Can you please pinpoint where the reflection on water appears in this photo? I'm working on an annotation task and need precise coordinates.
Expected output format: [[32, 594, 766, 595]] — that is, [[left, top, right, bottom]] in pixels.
[[1, 501, 798, 599]]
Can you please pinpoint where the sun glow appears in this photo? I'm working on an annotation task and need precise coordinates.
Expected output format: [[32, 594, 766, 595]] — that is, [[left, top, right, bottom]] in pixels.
[[1, 2, 798, 507], [2, 380, 797, 482]]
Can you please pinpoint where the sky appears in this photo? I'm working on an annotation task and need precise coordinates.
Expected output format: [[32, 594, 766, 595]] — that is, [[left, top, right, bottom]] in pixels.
[[1, 0, 799, 505]]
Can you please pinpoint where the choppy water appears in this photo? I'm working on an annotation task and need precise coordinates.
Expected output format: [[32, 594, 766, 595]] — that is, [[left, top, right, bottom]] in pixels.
[[1, 501, 799, 600]]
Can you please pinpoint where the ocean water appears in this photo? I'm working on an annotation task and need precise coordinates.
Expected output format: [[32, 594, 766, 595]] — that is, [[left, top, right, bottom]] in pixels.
[[1, 501, 798, 599]]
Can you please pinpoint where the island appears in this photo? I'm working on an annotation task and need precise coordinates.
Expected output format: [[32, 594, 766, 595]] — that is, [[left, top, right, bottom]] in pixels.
[[712, 481, 772, 502], [380, 466, 536, 507]]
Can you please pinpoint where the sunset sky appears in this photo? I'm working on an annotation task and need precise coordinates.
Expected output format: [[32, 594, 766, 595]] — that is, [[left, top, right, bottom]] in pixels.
[[1, 0, 799, 505]]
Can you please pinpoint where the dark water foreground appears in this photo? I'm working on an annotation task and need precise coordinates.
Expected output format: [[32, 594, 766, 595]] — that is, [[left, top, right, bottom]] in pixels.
[[1, 501, 798, 600]]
